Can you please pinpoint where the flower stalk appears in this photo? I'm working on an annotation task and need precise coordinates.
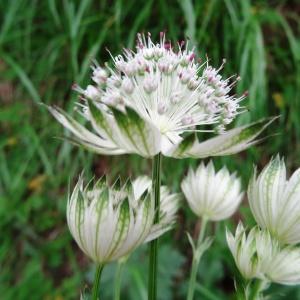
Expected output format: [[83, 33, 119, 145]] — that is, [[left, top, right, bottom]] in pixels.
[[92, 264, 104, 300], [247, 279, 268, 300], [187, 218, 208, 300], [114, 259, 126, 300], [148, 153, 162, 300]]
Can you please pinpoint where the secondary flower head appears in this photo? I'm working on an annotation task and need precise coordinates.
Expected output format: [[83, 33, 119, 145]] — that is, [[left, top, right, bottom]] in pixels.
[[248, 155, 300, 245], [181, 161, 243, 221], [48, 32, 274, 158], [226, 223, 260, 279], [227, 223, 300, 285], [67, 175, 180, 264]]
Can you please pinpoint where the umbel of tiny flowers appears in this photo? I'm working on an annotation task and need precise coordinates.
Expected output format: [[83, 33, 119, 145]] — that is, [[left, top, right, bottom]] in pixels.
[[67, 175, 180, 300], [248, 155, 300, 245], [181, 161, 243, 300], [48, 32, 275, 159], [227, 223, 300, 299]]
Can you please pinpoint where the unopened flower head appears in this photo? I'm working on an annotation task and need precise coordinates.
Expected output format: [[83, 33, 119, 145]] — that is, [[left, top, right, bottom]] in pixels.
[[227, 223, 300, 285], [67, 175, 180, 264], [248, 155, 300, 245], [181, 161, 243, 221], [226, 223, 260, 279], [48, 32, 275, 158]]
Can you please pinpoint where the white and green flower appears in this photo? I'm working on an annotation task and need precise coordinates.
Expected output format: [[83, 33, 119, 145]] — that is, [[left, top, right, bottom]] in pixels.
[[227, 223, 300, 285], [67, 175, 180, 264], [248, 155, 300, 245], [48, 33, 275, 158], [181, 161, 243, 221], [226, 223, 260, 280]]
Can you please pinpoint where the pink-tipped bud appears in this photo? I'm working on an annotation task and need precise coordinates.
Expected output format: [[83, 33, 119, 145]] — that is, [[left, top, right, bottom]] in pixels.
[[189, 53, 195, 61]]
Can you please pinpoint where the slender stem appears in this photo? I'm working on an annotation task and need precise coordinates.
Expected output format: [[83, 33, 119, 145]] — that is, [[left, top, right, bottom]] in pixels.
[[92, 264, 104, 300], [187, 218, 208, 300], [114, 260, 126, 300], [148, 153, 162, 300], [248, 279, 266, 300]]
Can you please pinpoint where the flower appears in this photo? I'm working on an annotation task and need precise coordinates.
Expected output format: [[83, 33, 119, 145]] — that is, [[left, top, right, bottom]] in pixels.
[[67, 175, 180, 264], [227, 223, 300, 285], [131, 175, 180, 241], [48, 32, 275, 158], [248, 155, 300, 245], [226, 223, 260, 279], [181, 161, 243, 221], [259, 240, 300, 285]]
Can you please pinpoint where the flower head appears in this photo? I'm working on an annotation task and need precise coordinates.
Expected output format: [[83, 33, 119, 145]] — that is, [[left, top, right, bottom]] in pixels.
[[227, 223, 300, 285], [181, 161, 243, 221], [226, 223, 260, 279], [248, 155, 300, 245], [48, 33, 274, 158], [67, 175, 179, 264]]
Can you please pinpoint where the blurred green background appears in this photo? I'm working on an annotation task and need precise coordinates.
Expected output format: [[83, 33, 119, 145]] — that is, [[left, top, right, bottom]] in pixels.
[[1, 0, 299, 299]]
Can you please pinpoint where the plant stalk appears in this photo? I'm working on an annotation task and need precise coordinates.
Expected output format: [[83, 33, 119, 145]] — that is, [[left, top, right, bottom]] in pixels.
[[187, 218, 208, 300], [114, 260, 126, 300], [248, 279, 267, 300], [92, 264, 104, 300], [148, 153, 162, 300]]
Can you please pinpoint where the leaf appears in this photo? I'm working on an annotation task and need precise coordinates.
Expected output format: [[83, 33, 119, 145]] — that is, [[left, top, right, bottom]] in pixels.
[[186, 231, 196, 254]]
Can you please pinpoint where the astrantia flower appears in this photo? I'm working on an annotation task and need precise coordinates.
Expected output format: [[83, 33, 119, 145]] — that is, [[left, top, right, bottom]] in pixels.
[[226, 223, 260, 279], [181, 161, 243, 221], [248, 155, 300, 245], [48, 32, 274, 158], [258, 238, 300, 285], [67, 175, 180, 263], [227, 223, 300, 285]]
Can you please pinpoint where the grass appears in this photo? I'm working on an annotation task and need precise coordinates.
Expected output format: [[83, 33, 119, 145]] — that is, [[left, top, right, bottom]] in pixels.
[[0, 0, 299, 299]]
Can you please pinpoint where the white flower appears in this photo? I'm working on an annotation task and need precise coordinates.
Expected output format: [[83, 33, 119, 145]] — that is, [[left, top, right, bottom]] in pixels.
[[248, 155, 300, 245], [227, 223, 300, 285], [48, 32, 275, 158], [181, 161, 243, 221], [67, 175, 180, 264], [260, 242, 300, 285], [226, 223, 260, 279]]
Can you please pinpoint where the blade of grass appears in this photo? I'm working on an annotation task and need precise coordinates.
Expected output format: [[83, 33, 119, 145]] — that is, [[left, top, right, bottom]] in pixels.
[[0, 52, 41, 104]]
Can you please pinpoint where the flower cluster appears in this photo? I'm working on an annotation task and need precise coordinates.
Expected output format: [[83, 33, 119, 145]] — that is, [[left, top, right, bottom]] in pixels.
[[67, 175, 179, 264], [48, 33, 274, 158], [80, 33, 243, 134], [227, 156, 300, 286]]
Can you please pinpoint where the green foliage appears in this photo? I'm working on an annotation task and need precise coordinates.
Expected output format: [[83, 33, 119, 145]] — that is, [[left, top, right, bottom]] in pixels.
[[0, 0, 299, 299]]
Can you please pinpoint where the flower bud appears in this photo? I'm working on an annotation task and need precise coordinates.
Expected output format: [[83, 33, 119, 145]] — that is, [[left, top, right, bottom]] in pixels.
[[248, 155, 300, 245], [181, 161, 243, 221]]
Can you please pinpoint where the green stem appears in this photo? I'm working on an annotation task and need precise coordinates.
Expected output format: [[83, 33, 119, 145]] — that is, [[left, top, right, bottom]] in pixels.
[[114, 260, 126, 300], [248, 279, 266, 300], [92, 264, 104, 300], [148, 153, 162, 300], [187, 218, 208, 300]]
